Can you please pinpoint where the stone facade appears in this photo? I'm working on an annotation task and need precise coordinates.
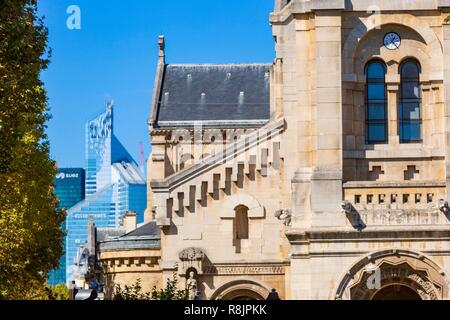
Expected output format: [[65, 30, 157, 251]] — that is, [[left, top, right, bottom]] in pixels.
[[100, 0, 450, 300]]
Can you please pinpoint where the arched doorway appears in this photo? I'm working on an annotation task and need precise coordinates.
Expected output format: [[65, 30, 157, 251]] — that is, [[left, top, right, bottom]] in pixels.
[[335, 249, 448, 300], [210, 279, 270, 301], [371, 284, 421, 300]]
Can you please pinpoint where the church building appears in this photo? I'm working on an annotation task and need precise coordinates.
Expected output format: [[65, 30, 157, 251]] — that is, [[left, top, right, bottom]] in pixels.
[[99, 0, 450, 300]]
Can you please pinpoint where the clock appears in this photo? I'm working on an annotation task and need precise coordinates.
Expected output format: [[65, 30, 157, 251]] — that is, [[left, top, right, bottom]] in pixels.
[[384, 32, 401, 50]]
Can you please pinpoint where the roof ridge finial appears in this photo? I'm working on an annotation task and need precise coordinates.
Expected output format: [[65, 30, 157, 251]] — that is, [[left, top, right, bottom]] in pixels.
[[158, 35, 165, 64]]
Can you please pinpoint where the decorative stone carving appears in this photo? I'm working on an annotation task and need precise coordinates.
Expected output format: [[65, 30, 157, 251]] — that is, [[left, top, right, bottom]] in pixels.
[[356, 207, 445, 226], [204, 265, 285, 275], [274, 208, 292, 226], [335, 249, 447, 300], [341, 201, 366, 231], [341, 201, 354, 215], [438, 199, 450, 214], [178, 247, 205, 276], [179, 247, 205, 260]]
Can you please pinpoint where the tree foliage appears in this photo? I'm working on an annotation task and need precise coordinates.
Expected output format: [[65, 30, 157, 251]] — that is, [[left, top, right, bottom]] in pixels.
[[150, 274, 189, 300], [45, 283, 69, 300], [113, 279, 151, 301], [112, 275, 189, 301], [0, 0, 65, 299]]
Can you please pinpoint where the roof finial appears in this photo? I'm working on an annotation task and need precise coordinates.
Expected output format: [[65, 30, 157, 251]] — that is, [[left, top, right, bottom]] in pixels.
[[158, 35, 165, 64]]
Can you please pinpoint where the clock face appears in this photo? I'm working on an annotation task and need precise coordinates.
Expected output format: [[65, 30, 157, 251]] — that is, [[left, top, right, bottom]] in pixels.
[[384, 32, 401, 50]]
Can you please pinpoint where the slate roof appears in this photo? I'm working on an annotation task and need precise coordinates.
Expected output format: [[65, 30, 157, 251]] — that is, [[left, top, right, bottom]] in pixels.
[[124, 220, 160, 238], [97, 228, 127, 242], [98, 221, 161, 251], [153, 64, 271, 129]]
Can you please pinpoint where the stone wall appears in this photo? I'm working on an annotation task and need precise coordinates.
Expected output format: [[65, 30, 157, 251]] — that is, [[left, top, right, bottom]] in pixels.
[[99, 248, 162, 299]]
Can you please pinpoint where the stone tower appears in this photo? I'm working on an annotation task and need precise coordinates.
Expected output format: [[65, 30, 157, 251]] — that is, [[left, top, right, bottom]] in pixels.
[[271, 0, 450, 299]]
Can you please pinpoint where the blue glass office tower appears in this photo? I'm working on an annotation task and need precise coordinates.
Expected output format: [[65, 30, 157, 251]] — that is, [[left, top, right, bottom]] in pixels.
[[66, 104, 146, 283], [48, 168, 85, 286]]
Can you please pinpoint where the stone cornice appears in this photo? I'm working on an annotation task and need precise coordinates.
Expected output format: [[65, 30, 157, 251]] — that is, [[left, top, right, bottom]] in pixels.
[[286, 226, 450, 243], [343, 180, 446, 189], [151, 120, 268, 133], [150, 125, 259, 137], [203, 259, 290, 266], [203, 265, 286, 275], [343, 147, 445, 159], [270, 0, 450, 25]]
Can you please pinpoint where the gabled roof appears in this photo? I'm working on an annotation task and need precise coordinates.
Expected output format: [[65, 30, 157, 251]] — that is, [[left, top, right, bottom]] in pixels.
[[151, 63, 271, 129]]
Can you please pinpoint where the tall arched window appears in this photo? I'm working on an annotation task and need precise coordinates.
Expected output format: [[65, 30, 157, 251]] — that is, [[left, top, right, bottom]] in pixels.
[[365, 60, 387, 144], [399, 60, 422, 143]]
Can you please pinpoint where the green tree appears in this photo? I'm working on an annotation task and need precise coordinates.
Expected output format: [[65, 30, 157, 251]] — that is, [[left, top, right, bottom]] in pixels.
[[0, 0, 65, 299]]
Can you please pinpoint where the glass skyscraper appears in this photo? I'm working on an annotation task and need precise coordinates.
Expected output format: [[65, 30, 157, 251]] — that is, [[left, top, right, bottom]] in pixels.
[[48, 168, 85, 286], [66, 104, 146, 283]]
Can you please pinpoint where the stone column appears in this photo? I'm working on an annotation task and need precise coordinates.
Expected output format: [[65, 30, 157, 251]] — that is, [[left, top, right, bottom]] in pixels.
[[310, 11, 344, 227], [271, 58, 284, 118], [421, 82, 432, 146], [386, 77, 400, 145], [145, 136, 167, 223], [289, 241, 312, 300], [444, 21, 450, 201], [291, 17, 313, 229]]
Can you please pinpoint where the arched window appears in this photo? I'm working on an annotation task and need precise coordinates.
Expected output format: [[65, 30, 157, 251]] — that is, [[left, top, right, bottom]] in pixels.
[[365, 60, 388, 144], [234, 205, 249, 240], [399, 60, 422, 143]]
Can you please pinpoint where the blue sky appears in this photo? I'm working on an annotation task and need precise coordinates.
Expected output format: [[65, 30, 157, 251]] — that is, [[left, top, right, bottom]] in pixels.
[[38, 0, 275, 168]]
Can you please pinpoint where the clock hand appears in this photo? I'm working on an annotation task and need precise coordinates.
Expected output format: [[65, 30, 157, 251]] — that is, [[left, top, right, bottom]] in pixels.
[[391, 39, 399, 48], [390, 38, 398, 48]]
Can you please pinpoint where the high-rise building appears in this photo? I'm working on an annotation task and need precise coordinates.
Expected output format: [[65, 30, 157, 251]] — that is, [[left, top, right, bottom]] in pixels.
[[48, 168, 85, 286], [66, 103, 146, 283]]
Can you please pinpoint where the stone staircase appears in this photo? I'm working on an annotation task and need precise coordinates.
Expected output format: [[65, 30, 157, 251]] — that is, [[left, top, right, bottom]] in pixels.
[[151, 118, 286, 226]]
